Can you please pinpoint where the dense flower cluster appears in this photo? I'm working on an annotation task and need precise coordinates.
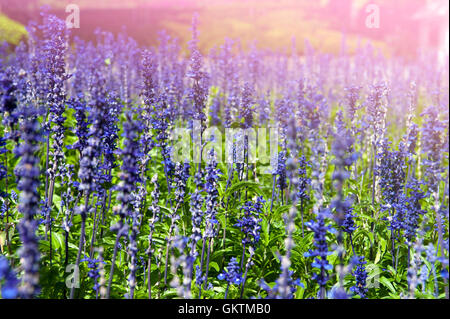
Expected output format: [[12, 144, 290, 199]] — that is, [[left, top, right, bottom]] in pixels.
[[297, 155, 311, 202], [235, 197, 264, 247], [0, 256, 19, 299], [14, 110, 41, 298], [304, 209, 334, 296], [204, 150, 221, 238], [376, 140, 406, 206], [81, 255, 105, 293], [0, 9, 448, 301], [350, 255, 368, 298], [218, 257, 242, 285]]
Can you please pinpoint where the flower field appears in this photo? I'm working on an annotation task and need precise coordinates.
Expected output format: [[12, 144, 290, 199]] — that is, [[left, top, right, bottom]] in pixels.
[[0, 10, 448, 300]]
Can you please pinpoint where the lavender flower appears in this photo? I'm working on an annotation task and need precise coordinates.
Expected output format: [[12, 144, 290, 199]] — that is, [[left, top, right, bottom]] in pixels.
[[343, 85, 362, 123], [350, 255, 368, 298], [218, 257, 242, 298], [0, 135, 7, 198], [14, 109, 41, 298], [67, 94, 90, 153], [186, 15, 208, 125], [199, 149, 221, 293], [0, 75, 18, 130], [0, 256, 19, 299], [209, 94, 222, 127], [400, 179, 426, 245], [80, 255, 105, 294], [304, 209, 334, 298], [342, 201, 357, 235], [276, 150, 287, 203], [239, 82, 254, 129], [235, 197, 264, 248], [366, 83, 388, 146], [218, 258, 242, 285], [260, 269, 302, 299], [116, 112, 142, 299], [146, 174, 161, 299], [190, 169, 204, 249], [204, 150, 221, 239], [297, 155, 311, 237], [376, 139, 406, 206], [421, 106, 445, 192], [297, 156, 311, 202], [173, 162, 190, 207]]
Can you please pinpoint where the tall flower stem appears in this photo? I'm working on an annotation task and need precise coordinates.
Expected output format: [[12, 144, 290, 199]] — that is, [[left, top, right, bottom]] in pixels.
[[147, 251, 153, 299], [146, 175, 160, 299], [270, 174, 276, 212], [100, 187, 112, 240], [300, 199, 304, 237], [163, 203, 181, 287], [390, 208, 396, 270], [224, 282, 230, 299], [202, 237, 213, 291], [240, 242, 247, 271], [198, 236, 206, 298], [240, 248, 254, 298], [70, 191, 90, 299], [106, 220, 125, 299], [3, 153, 13, 260], [15, 112, 41, 299]]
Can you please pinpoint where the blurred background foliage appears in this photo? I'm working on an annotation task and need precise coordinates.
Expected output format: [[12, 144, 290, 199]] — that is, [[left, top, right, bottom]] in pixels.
[[0, 0, 448, 59], [0, 13, 27, 45]]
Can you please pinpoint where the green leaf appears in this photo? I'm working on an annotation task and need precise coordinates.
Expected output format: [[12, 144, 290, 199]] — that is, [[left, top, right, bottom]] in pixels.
[[0, 231, 6, 253], [68, 242, 79, 251], [39, 240, 50, 252], [209, 261, 220, 272], [224, 181, 263, 198], [159, 205, 173, 216], [379, 276, 396, 294], [51, 231, 64, 251], [161, 288, 178, 299], [273, 205, 290, 218]]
